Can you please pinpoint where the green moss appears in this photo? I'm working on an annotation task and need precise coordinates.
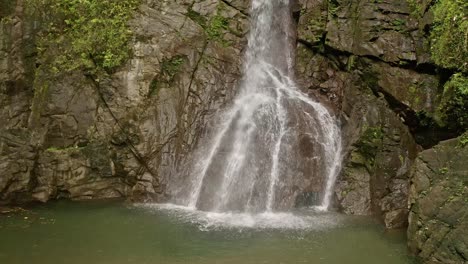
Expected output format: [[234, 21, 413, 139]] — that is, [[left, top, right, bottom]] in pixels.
[[29, 75, 50, 125], [430, 0, 468, 72], [303, 15, 327, 44], [346, 55, 356, 72], [0, 0, 15, 20], [28, 0, 140, 73], [416, 110, 438, 129], [361, 68, 380, 94], [148, 79, 160, 97], [206, 15, 229, 42], [392, 18, 406, 32], [185, 5, 231, 46], [46, 146, 82, 152], [438, 167, 449, 174], [435, 73, 468, 131], [407, 0, 424, 17], [328, 0, 340, 17], [161, 56, 185, 80], [186, 8, 207, 28], [457, 131, 468, 148], [355, 126, 384, 166], [148, 55, 186, 97]]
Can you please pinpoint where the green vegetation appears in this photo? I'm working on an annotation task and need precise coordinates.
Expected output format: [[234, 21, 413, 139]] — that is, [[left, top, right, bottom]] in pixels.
[[28, 0, 140, 73], [0, 0, 15, 21], [391, 19, 406, 32], [457, 132, 468, 148], [148, 55, 186, 96], [355, 126, 384, 166], [347, 55, 357, 72], [186, 8, 207, 27], [408, 83, 423, 106], [29, 81, 50, 125], [430, 0, 468, 72], [186, 5, 231, 46], [206, 15, 229, 42], [161, 56, 185, 81], [328, 0, 340, 17], [407, 0, 424, 17], [438, 167, 449, 174], [435, 73, 468, 131], [416, 110, 437, 128], [304, 18, 326, 44], [46, 146, 81, 152]]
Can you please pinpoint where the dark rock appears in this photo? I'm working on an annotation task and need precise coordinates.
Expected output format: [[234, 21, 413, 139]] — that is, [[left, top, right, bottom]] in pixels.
[[408, 137, 468, 263], [0, 0, 249, 204]]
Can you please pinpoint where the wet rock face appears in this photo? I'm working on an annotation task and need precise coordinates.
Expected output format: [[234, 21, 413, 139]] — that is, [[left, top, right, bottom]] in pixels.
[[33, 143, 131, 202], [0, 0, 39, 204], [408, 137, 468, 264], [0, 0, 249, 204], [326, 0, 414, 62], [333, 76, 419, 229], [294, 0, 442, 231], [0, 131, 37, 204]]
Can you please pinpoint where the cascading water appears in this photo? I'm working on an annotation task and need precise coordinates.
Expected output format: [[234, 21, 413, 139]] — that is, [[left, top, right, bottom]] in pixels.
[[166, 0, 342, 219]]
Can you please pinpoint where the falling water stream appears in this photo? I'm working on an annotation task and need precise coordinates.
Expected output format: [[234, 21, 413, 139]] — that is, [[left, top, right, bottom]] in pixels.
[[164, 0, 342, 227]]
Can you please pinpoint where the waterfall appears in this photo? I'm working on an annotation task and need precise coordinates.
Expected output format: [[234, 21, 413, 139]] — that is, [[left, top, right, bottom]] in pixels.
[[169, 0, 342, 213]]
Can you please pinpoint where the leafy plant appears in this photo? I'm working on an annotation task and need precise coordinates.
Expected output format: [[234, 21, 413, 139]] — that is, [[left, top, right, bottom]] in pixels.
[[438, 167, 449, 174], [328, 0, 340, 17], [392, 19, 406, 32], [28, 0, 140, 73], [407, 0, 423, 17], [186, 5, 231, 46], [161, 56, 185, 81], [430, 0, 468, 72], [148, 55, 186, 97], [457, 132, 468, 148], [435, 73, 468, 131], [206, 15, 229, 41]]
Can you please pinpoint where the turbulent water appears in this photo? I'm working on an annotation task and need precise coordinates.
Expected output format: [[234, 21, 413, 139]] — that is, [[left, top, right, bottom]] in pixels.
[[168, 0, 342, 216]]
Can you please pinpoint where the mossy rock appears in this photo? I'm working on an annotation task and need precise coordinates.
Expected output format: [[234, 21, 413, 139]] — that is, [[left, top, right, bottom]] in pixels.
[[435, 73, 468, 132], [28, 0, 140, 73], [0, 0, 15, 19], [185, 4, 232, 46], [430, 0, 468, 72]]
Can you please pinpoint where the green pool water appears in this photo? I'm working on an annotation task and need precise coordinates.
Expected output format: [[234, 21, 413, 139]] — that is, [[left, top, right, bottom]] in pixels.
[[0, 201, 418, 264]]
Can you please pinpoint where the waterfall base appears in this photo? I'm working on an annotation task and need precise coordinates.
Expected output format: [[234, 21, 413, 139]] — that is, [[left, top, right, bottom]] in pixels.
[[138, 203, 340, 230]]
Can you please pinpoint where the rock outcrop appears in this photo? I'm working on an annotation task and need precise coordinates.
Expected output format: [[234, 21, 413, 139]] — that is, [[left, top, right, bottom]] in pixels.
[[295, 0, 440, 229], [408, 136, 467, 264], [0, 0, 249, 204]]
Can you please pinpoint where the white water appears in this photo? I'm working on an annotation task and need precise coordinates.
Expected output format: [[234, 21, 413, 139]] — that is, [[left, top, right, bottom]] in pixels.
[[139, 203, 341, 230], [162, 0, 342, 227]]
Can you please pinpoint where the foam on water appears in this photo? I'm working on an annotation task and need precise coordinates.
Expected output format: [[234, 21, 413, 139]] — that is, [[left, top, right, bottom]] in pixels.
[[138, 203, 341, 231]]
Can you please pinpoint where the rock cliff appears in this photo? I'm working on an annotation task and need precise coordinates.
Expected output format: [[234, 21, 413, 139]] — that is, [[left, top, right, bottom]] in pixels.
[[0, 0, 466, 262], [1, 0, 249, 203], [408, 135, 467, 263]]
